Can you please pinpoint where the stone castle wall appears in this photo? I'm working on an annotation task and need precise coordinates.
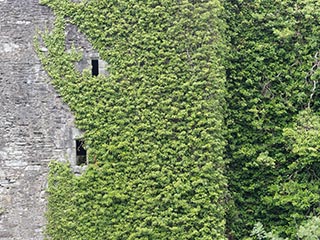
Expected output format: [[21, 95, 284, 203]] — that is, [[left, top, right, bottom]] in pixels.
[[0, 1, 76, 239]]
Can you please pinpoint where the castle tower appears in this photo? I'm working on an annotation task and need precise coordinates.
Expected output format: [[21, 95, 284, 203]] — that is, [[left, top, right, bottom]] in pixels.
[[0, 1, 76, 239]]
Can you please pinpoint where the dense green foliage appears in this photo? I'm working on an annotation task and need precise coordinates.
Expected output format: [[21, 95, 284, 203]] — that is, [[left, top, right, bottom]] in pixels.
[[250, 216, 320, 239], [37, 0, 228, 239], [36, 0, 320, 239], [225, 0, 320, 238]]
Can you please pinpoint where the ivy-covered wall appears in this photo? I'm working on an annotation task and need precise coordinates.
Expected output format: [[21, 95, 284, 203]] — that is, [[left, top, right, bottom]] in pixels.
[[36, 0, 320, 239], [36, 0, 228, 239]]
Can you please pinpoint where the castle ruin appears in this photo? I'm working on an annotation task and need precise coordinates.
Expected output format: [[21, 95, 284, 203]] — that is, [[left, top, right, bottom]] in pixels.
[[0, 1, 90, 239]]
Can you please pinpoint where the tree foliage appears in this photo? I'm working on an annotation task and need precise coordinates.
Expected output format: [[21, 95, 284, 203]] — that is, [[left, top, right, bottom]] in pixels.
[[224, 0, 320, 238]]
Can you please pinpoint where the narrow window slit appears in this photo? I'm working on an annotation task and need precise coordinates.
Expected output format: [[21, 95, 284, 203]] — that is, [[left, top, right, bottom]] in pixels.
[[76, 139, 87, 165], [92, 59, 99, 76]]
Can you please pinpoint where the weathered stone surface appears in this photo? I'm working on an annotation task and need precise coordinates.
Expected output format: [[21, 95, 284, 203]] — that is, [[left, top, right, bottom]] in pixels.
[[0, 1, 76, 239], [65, 23, 108, 76]]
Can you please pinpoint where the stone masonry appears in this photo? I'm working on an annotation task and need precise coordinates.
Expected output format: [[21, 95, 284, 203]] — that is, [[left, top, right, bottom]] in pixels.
[[0, 1, 76, 239]]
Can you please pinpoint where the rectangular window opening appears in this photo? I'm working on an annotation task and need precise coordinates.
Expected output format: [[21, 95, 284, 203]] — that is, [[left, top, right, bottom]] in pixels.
[[92, 59, 99, 76], [76, 139, 87, 165]]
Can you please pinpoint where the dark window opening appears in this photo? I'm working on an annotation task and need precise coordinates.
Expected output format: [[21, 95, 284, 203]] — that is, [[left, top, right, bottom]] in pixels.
[[92, 59, 99, 76], [76, 139, 87, 165]]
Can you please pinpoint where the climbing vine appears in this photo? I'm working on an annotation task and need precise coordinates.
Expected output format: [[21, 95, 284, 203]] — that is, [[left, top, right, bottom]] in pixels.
[[36, 0, 228, 239], [36, 0, 320, 239]]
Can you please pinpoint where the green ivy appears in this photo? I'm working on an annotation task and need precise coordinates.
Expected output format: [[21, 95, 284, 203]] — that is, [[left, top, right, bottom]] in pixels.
[[36, 0, 228, 239], [36, 0, 320, 239]]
